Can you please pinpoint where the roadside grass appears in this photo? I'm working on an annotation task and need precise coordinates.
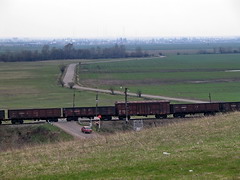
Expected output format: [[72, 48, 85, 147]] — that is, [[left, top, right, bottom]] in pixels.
[[80, 54, 240, 101], [0, 124, 73, 151], [0, 112, 239, 179]]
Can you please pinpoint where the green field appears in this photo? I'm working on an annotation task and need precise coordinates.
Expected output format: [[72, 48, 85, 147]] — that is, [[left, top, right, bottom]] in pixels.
[[0, 60, 142, 109], [1, 54, 240, 109], [0, 112, 239, 179], [80, 54, 240, 102]]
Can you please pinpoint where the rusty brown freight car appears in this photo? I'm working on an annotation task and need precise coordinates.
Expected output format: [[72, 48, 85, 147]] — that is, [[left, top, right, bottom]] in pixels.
[[0, 110, 5, 124], [115, 100, 170, 119], [170, 103, 220, 118], [8, 108, 61, 124], [63, 106, 115, 121], [219, 102, 240, 112]]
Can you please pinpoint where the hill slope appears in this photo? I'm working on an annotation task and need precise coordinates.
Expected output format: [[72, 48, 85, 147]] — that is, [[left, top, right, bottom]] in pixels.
[[0, 113, 240, 179]]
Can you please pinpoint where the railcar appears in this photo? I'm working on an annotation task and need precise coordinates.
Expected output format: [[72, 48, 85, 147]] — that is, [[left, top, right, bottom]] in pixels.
[[63, 106, 116, 121], [219, 102, 240, 112], [115, 100, 170, 120], [2, 100, 240, 125], [8, 108, 61, 124], [0, 110, 5, 124], [170, 103, 220, 118]]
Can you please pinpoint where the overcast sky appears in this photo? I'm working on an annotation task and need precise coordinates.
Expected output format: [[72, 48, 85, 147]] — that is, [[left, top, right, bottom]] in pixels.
[[0, 0, 240, 38]]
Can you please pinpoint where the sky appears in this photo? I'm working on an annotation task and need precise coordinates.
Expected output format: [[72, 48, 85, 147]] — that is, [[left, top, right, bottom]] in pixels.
[[0, 0, 240, 38]]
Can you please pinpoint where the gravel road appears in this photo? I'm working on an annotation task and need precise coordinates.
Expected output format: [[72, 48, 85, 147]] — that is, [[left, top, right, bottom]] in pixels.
[[53, 121, 97, 139], [63, 63, 78, 87], [62, 60, 208, 103]]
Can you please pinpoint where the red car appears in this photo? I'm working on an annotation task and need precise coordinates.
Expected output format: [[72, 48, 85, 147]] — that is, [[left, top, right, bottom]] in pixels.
[[81, 126, 92, 134]]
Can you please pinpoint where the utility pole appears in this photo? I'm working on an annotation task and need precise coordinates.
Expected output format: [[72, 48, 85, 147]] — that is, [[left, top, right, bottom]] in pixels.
[[209, 93, 212, 103], [72, 89, 76, 121], [125, 87, 128, 123], [95, 92, 99, 128], [73, 89, 76, 108], [96, 92, 99, 117]]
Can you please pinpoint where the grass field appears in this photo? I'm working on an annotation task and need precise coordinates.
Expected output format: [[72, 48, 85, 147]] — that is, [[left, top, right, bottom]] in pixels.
[[1, 54, 240, 109], [0, 60, 143, 109], [80, 54, 240, 102], [0, 112, 239, 179]]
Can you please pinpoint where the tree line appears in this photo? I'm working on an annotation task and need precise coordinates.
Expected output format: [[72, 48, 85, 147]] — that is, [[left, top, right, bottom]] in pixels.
[[198, 47, 240, 54], [0, 44, 149, 62]]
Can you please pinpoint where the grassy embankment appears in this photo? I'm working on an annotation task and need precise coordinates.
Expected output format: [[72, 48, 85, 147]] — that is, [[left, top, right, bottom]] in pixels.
[[0, 59, 143, 109], [0, 112, 239, 179], [0, 124, 73, 151], [80, 54, 240, 102]]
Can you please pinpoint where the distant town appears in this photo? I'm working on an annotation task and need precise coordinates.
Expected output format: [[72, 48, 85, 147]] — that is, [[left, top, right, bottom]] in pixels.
[[1, 36, 240, 47]]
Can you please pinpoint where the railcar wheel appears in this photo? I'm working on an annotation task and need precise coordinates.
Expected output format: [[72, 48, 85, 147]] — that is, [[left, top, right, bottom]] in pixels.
[[160, 114, 167, 119], [53, 118, 58, 122], [119, 116, 124, 120], [173, 114, 178, 118], [155, 115, 160, 119], [180, 114, 185, 118], [11, 119, 16, 124]]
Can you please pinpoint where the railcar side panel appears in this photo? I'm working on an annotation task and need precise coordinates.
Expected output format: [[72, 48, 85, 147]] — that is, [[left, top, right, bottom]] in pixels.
[[220, 102, 240, 112], [0, 110, 4, 120], [170, 103, 220, 116], [8, 108, 61, 120], [63, 106, 115, 119], [115, 100, 170, 116], [0, 110, 5, 124]]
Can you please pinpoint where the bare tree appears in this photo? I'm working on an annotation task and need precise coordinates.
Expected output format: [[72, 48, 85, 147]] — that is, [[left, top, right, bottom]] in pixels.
[[137, 89, 142, 97], [68, 82, 75, 89], [109, 87, 115, 95], [59, 65, 66, 74], [58, 79, 65, 87]]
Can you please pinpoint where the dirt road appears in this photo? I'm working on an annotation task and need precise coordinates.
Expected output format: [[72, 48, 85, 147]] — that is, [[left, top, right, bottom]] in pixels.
[[62, 63, 78, 87], [62, 60, 208, 103], [53, 121, 97, 139]]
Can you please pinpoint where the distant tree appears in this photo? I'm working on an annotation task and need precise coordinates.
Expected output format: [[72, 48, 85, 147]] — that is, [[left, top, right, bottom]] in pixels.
[[41, 45, 50, 60], [219, 47, 226, 54], [58, 79, 65, 87], [109, 87, 115, 95], [135, 47, 143, 57], [64, 43, 74, 59], [68, 82, 75, 89], [59, 64, 66, 74], [136, 89, 142, 97]]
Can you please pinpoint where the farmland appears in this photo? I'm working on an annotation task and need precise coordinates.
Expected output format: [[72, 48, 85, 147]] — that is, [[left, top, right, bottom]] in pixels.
[[0, 60, 143, 109], [79, 54, 240, 102]]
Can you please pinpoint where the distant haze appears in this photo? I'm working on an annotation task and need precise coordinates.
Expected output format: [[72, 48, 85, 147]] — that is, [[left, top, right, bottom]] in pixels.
[[0, 0, 240, 38]]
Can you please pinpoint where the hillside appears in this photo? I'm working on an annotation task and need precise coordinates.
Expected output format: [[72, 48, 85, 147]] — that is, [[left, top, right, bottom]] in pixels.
[[0, 124, 73, 151], [0, 113, 240, 179]]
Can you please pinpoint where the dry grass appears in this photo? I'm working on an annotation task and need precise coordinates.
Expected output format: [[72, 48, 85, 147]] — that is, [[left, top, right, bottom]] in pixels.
[[0, 113, 240, 179]]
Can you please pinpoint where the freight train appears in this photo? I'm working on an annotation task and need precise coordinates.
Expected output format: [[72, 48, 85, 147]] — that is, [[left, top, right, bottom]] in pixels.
[[1, 100, 240, 124]]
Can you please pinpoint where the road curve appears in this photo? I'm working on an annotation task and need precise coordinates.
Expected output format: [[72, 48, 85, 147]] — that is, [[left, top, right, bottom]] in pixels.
[[62, 60, 208, 103]]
